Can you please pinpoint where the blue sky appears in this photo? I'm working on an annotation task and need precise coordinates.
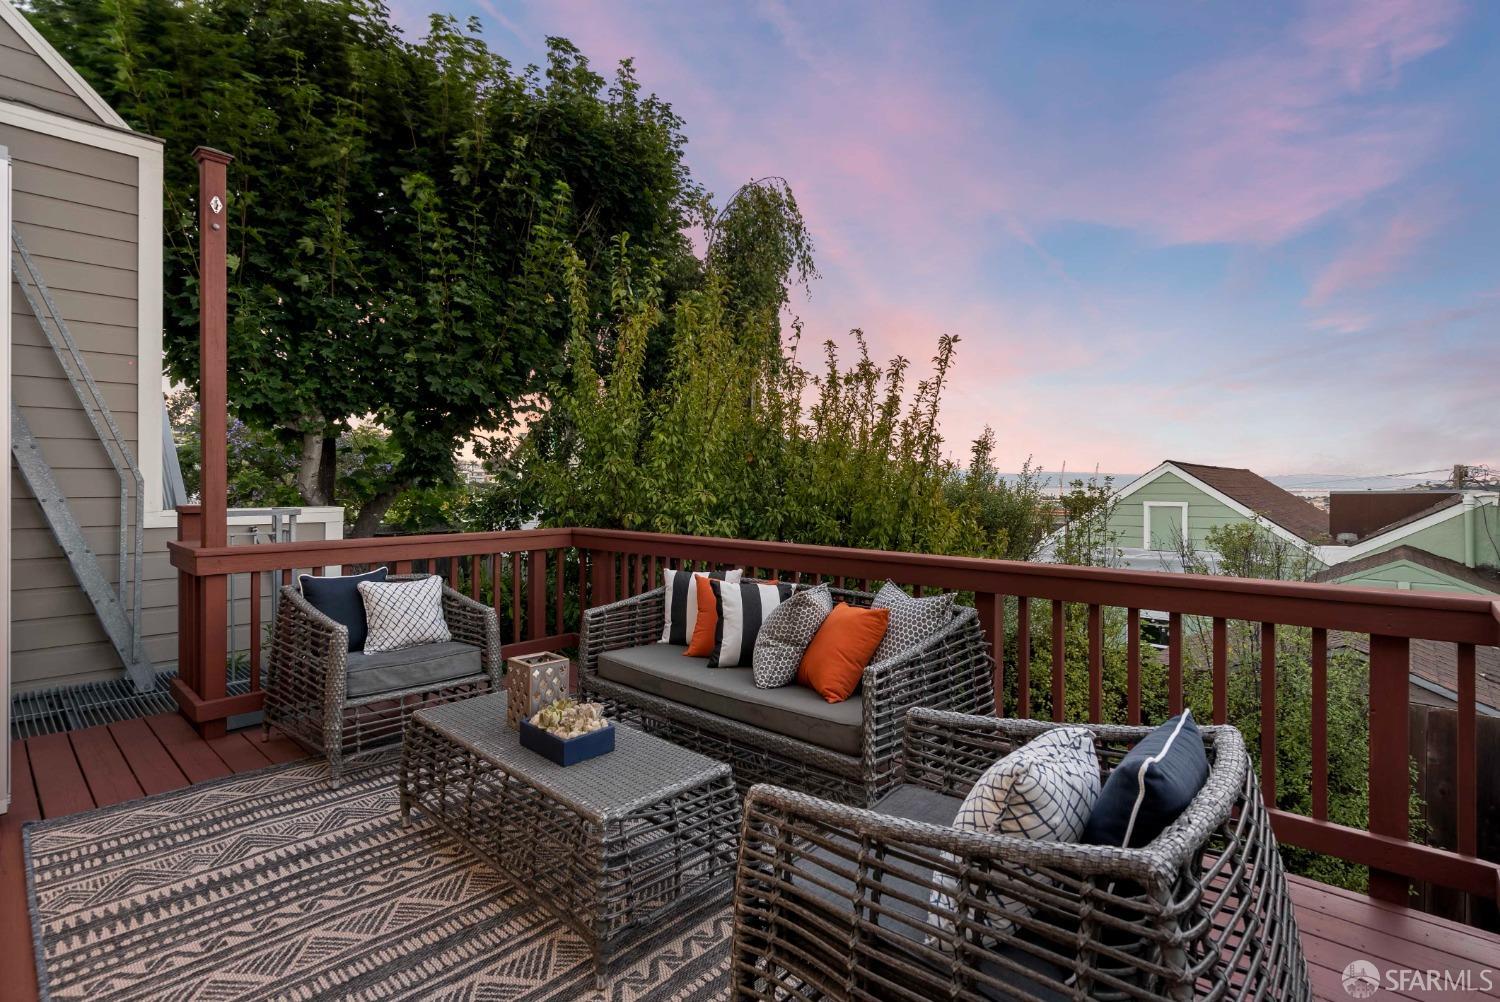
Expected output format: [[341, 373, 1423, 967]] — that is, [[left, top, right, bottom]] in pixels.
[[395, 1, 1499, 476]]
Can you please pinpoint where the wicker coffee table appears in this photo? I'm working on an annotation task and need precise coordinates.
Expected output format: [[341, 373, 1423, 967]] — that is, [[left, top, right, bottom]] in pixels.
[[398, 693, 740, 987]]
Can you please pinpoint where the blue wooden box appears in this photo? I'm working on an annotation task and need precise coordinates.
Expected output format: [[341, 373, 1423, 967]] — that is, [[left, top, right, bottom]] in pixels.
[[518, 719, 616, 766]]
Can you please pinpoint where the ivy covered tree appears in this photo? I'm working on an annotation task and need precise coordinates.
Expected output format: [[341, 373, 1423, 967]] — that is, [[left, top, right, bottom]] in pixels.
[[28, 0, 701, 533]]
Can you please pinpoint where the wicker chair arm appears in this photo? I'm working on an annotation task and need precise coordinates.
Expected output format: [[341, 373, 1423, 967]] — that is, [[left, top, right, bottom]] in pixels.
[[267, 585, 350, 704], [579, 586, 666, 679], [856, 605, 995, 797], [742, 782, 1161, 881], [438, 584, 503, 676]]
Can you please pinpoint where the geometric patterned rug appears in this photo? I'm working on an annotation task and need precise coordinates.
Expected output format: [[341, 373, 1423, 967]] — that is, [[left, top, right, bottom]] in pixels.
[[24, 756, 731, 1001]]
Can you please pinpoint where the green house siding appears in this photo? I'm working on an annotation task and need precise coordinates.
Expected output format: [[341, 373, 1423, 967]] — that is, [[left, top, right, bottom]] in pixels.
[[1109, 473, 1257, 551], [1358, 504, 1500, 568], [1325, 560, 1494, 596]]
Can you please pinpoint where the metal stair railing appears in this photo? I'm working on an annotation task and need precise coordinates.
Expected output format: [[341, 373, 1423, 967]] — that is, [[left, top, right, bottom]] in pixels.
[[9, 225, 153, 690]]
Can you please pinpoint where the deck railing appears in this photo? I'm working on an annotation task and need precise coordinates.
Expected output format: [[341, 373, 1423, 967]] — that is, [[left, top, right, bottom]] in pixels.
[[167, 522, 1500, 909]]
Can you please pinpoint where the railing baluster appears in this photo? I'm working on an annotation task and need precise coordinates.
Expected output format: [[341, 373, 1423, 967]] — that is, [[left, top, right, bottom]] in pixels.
[[1457, 641, 1477, 857], [1051, 600, 1065, 722], [976, 592, 1004, 717], [511, 551, 523, 645], [553, 548, 565, 636], [1016, 596, 1030, 719], [469, 554, 481, 601], [395, 560, 412, 575], [1367, 633, 1411, 904], [248, 570, 261, 692], [1168, 612, 1183, 714], [1087, 604, 1102, 723], [1126, 607, 1140, 725], [1311, 626, 1328, 821], [528, 550, 546, 640], [1212, 616, 1228, 725], [1260, 622, 1276, 806]]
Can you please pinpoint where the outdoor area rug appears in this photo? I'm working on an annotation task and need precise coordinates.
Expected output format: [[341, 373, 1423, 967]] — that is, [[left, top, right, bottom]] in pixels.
[[24, 755, 732, 1001]]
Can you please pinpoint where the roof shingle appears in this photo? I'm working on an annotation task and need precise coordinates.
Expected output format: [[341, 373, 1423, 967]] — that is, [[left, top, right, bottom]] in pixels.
[[1167, 461, 1330, 543]]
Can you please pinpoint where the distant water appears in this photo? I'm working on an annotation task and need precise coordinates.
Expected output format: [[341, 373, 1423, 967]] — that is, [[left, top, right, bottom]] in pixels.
[[994, 470, 1438, 495]]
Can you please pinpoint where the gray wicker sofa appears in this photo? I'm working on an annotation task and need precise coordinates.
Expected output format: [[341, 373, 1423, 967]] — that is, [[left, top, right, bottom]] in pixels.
[[730, 709, 1310, 1001], [580, 584, 994, 806]]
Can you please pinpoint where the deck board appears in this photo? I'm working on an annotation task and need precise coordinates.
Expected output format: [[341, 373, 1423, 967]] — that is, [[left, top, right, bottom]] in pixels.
[[206, 732, 272, 773], [67, 725, 144, 808], [24, 732, 93, 818], [107, 717, 189, 795], [143, 712, 232, 785], [5, 720, 1497, 1000]]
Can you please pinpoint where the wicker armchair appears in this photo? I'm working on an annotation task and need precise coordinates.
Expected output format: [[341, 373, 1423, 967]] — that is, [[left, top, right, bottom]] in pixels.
[[580, 585, 994, 807], [264, 573, 502, 784], [730, 709, 1309, 1001]]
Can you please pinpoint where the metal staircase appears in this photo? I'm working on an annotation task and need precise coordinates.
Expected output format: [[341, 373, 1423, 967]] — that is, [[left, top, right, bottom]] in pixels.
[[9, 225, 154, 690]]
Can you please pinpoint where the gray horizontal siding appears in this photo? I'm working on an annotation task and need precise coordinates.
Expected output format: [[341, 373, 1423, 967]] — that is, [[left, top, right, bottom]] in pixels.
[[0, 17, 105, 125], [6, 114, 148, 688]]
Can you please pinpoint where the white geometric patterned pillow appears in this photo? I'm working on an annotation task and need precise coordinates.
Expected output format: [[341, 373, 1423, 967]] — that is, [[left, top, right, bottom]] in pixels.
[[871, 581, 955, 663], [928, 727, 1101, 945], [751, 584, 833, 688], [358, 576, 451, 654]]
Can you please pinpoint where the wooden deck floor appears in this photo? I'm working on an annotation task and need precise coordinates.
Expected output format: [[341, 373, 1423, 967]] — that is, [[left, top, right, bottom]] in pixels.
[[3, 718, 1497, 1001]]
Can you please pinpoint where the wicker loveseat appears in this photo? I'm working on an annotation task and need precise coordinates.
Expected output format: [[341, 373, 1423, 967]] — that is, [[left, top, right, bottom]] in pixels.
[[579, 584, 994, 807], [265, 573, 503, 783], [730, 709, 1309, 1001]]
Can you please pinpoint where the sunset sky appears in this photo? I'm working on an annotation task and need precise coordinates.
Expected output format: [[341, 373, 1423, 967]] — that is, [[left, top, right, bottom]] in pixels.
[[398, 1, 1499, 476]]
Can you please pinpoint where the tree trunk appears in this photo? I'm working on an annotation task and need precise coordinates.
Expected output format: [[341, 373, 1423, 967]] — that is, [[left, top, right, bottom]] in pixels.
[[318, 434, 338, 504], [295, 432, 329, 505], [350, 483, 407, 537]]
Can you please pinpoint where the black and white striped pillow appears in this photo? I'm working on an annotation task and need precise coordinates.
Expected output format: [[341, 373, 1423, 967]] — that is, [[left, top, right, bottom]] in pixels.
[[707, 580, 795, 668], [659, 567, 742, 645]]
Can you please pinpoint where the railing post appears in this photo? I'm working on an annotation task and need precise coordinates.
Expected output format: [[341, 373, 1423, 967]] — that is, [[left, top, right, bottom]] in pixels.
[[176, 505, 203, 693], [1368, 633, 1411, 904], [975, 591, 1004, 716]]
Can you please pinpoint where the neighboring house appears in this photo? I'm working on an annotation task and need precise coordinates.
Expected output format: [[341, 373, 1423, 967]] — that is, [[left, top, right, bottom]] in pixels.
[[1105, 460, 1500, 587], [1312, 545, 1500, 597], [2, 0, 341, 702], [1331, 633, 1500, 717]]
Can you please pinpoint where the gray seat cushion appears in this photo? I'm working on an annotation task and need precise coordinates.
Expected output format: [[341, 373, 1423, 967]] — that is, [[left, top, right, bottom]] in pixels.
[[596, 643, 863, 756], [790, 784, 1071, 1001], [346, 641, 483, 698]]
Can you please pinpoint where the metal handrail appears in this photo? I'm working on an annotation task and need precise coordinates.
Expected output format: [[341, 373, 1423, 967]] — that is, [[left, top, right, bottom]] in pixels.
[[10, 225, 147, 666]]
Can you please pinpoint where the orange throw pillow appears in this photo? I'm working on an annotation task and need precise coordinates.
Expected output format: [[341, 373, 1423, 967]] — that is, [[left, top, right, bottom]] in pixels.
[[798, 603, 889, 703], [684, 574, 720, 656]]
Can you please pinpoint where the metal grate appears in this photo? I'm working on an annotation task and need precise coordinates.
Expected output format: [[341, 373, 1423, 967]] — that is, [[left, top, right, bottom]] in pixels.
[[10, 666, 253, 740]]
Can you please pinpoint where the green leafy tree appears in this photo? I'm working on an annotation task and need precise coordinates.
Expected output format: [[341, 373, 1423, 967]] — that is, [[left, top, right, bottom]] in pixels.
[[29, 0, 702, 532]]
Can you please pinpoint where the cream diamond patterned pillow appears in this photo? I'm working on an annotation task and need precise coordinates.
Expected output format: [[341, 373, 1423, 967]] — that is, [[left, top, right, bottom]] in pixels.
[[871, 580, 955, 663], [928, 726, 1101, 945], [751, 584, 833, 688], [358, 575, 451, 654]]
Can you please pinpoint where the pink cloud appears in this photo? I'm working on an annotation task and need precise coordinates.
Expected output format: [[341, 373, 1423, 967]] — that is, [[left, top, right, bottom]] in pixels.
[[1032, 0, 1463, 245], [1308, 194, 1452, 305]]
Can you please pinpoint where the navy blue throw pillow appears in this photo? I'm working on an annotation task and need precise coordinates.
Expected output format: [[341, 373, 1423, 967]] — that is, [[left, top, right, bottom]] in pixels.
[[299, 567, 389, 652], [1082, 710, 1209, 849]]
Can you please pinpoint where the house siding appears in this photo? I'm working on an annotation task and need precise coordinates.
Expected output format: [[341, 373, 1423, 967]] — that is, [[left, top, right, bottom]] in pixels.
[[4, 117, 152, 690], [1325, 560, 1495, 596], [1108, 473, 1249, 550], [0, 17, 106, 125]]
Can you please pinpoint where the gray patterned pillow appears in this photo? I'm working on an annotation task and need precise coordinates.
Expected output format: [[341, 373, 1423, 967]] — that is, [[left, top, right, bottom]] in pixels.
[[928, 726, 1101, 945], [751, 584, 833, 688], [358, 575, 451, 654], [871, 581, 956, 663]]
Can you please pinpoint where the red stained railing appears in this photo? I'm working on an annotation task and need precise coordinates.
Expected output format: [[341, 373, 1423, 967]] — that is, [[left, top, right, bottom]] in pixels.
[[168, 522, 1500, 907]]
